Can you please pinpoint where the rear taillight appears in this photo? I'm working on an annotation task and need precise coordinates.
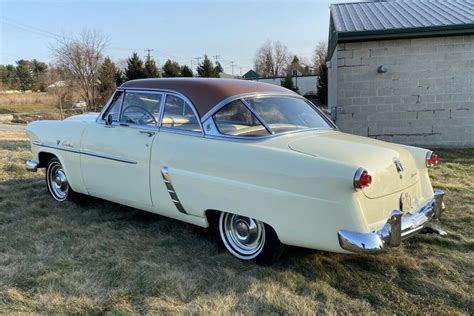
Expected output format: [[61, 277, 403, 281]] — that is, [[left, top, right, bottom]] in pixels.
[[354, 168, 372, 190], [426, 151, 439, 167]]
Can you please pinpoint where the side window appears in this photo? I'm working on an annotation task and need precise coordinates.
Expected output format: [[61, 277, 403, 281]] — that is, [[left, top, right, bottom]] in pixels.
[[212, 100, 270, 137], [103, 91, 124, 122], [120, 91, 162, 127], [161, 95, 201, 132]]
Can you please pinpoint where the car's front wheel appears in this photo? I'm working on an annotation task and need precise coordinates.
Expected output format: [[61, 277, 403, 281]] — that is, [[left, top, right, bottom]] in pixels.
[[218, 212, 284, 265], [46, 158, 81, 202]]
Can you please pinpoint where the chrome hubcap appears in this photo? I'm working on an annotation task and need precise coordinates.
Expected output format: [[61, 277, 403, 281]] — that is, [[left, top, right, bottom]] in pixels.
[[220, 213, 265, 259], [48, 162, 68, 201]]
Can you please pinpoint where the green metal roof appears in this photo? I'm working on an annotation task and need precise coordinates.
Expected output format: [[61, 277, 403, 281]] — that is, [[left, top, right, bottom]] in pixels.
[[328, 0, 474, 58]]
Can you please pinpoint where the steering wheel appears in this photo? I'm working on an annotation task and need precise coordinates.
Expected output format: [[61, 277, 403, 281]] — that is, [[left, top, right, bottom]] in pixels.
[[122, 105, 157, 126]]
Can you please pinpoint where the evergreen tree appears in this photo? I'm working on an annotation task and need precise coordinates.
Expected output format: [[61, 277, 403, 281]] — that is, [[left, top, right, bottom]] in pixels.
[[5, 65, 19, 90], [197, 55, 219, 78], [162, 59, 181, 77], [280, 74, 298, 92], [15, 60, 34, 92], [124, 52, 146, 81], [316, 62, 328, 106], [180, 65, 193, 77], [115, 70, 124, 86], [98, 57, 119, 105], [144, 57, 159, 78], [215, 61, 224, 74], [0, 65, 17, 90], [30, 59, 48, 92]]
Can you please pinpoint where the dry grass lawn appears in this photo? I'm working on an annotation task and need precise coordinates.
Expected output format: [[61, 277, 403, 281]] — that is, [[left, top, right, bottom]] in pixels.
[[0, 92, 58, 114], [0, 130, 472, 314]]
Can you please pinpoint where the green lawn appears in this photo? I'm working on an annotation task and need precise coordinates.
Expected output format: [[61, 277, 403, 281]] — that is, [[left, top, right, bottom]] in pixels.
[[0, 136, 472, 314]]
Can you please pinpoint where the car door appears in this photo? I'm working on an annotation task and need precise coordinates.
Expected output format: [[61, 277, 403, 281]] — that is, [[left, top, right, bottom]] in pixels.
[[149, 93, 205, 218], [81, 89, 163, 208]]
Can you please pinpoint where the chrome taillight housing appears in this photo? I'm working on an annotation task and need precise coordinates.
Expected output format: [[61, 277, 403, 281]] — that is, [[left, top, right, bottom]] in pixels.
[[426, 151, 439, 167], [354, 168, 372, 190]]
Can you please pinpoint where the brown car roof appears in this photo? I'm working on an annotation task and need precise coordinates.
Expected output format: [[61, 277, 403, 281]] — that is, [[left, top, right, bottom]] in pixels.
[[120, 78, 296, 118]]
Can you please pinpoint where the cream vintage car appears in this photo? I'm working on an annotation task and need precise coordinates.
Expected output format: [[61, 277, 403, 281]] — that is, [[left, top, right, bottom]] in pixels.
[[26, 78, 446, 264]]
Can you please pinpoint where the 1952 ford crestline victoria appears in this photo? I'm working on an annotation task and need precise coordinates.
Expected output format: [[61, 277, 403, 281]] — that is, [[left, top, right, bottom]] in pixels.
[[26, 78, 446, 264]]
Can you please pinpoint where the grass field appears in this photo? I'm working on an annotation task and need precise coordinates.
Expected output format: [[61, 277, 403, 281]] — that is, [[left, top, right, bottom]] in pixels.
[[0, 131, 472, 314], [0, 92, 58, 114]]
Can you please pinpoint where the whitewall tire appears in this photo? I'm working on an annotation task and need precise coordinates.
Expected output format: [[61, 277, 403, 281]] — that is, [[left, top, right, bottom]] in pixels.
[[218, 212, 284, 265], [46, 157, 82, 203]]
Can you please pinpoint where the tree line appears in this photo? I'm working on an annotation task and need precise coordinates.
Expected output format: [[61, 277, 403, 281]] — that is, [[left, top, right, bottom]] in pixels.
[[0, 59, 49, 92], [253, 40, 328, 105], [1, 30, 328, 112]]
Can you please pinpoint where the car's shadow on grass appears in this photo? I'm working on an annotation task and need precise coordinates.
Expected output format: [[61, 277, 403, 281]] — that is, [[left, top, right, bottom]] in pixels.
[[0, 177, 472, 314]]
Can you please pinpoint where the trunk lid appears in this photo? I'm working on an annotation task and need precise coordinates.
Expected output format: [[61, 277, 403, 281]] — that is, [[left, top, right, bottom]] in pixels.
[[287, 131, 419, 199]]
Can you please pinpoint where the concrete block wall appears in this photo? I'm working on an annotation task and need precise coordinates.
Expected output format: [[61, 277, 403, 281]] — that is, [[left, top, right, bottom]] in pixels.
[[332, 35, 474, 148]]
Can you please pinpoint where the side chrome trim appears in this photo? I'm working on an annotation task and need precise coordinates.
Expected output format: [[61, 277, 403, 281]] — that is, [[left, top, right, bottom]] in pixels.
[[161, 166, 187, 214], [34, 142, 137, 164]]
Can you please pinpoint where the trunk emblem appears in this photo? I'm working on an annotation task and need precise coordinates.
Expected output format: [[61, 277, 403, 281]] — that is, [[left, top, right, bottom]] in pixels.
[[394, 159, 404, 173]]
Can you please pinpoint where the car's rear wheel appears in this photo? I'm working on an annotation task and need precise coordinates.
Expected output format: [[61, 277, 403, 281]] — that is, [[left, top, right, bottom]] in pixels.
[[218, 212, 284, 265], [46, 158, 81, 202]]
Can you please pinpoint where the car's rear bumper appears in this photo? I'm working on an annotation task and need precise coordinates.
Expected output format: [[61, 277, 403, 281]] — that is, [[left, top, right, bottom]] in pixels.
[[26, 160, 39, 172], [338, 189, 445, 254]]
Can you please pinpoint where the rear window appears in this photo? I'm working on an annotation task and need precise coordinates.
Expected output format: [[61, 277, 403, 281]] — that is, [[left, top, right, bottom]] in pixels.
[[213, 100, 270, 137], [244, 96, 331, 134]]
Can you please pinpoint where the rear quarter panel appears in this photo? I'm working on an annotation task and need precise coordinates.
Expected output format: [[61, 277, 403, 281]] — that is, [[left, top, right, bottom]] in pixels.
[[151, 131, 367, 252]]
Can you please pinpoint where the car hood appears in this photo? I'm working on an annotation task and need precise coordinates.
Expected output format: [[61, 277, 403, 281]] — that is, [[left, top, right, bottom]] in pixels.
[[287, 131, 419, 199], [64, 113, 99, 122]]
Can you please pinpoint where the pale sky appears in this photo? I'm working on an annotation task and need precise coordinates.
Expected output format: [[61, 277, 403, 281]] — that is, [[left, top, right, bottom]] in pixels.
[[0, 0, 360, 74]]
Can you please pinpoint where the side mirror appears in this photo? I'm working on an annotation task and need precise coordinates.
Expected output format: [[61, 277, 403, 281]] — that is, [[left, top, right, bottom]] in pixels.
[[105, 113, 114, 126]]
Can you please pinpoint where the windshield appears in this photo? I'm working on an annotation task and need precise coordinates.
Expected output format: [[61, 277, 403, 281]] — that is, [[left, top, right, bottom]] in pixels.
[[244, 96, 332, 134]]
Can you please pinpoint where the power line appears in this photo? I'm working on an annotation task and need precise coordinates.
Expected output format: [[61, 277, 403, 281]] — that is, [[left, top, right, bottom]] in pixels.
[[144, 48, 154, 61], [0, 16, 61, 39]]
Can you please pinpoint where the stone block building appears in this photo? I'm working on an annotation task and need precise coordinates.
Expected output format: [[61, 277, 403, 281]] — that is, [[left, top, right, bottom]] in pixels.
[[328, 0, 474, 147]]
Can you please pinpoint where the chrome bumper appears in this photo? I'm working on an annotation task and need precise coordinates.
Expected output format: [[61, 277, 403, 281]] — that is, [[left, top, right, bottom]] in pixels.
[[338, 189, 445, 254], [26, 160, 39, 172]]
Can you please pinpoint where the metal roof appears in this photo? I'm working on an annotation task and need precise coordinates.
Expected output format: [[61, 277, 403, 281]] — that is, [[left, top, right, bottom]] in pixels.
[[331, 0, 474, 33], [328, 0, 474, 58]]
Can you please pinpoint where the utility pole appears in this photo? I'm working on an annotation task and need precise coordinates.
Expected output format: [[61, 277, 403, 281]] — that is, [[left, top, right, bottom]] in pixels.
[[194, 56, 202, 65], [213, 55, 220, 63], [239, 67, 243, 77], [144, 48, 154, 61], [230, 61, 235, 76]]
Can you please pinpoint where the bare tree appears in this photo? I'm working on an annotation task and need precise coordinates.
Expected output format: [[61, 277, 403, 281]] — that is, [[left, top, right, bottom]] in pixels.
[[48, 66, 72, 119], [254, 40, 290, 78], [312, 41, 327, 75], [51, 30, 107, 112]]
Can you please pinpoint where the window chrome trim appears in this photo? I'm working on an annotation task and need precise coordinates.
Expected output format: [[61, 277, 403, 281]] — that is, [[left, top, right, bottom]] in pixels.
[[203, 127, 333, 142], [98, 87, 337, 141], [203, 93, 337, 141], [160, 93, 204, 135], [200, 92, 298, 122], [97, 87, 204, 136], [240, 98, 274, 135]]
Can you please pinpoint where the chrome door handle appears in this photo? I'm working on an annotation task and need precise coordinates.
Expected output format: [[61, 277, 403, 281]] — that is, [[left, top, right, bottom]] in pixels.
[[139, 130, 155, 137]]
